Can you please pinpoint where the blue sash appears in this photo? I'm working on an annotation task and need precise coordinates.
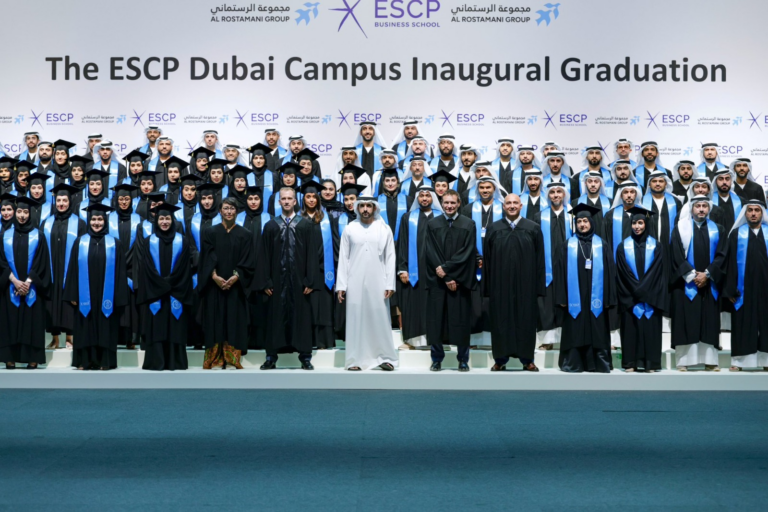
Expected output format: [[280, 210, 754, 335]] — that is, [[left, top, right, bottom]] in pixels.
[[107, 212, 140, 249], [634, 165, 668, 190], [712, 191, 742, 218], [542, 174, 570, 195], [319, 215, 335, 290], [396, 140, 408, 162], [142, 220, 153, 238], [611, 207, 626, 256], [43, 215, 79, 287], [510, 167, 523, 195], [377, 194, 408, 241], [356, 144, 382, 171], [542, 208, 572, 287], [408, 209, 442, 285], [190, 213, 222, 252], [685, 220, 720, 301], [338, 213, 350, 239], [78, 197, 109, 221], [642, 192, 677, 243], [697, 161, 725, 176], [578, 195, 611, 215], [149, 233, 183, 319], [39, 202, 52, 223], [259, 170, 274, 207], [623, 236, 656, 319], [400, 177, 432, 194], [566, 235, 604, 318], [77, 234, 116, 317], [520, 194, 548, 218], [429, 155, 458, 173], [235, 211, 246, 226], [3, 227, 39, 307], [734, 224, 768, 310], [472, 200, 502, 280]]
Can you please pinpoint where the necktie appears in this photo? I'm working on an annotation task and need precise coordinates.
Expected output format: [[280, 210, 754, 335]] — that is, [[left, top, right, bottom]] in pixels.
[[284, 216, 291, 226], [447, 218, 453, 228], [509, 221, 515, 230]]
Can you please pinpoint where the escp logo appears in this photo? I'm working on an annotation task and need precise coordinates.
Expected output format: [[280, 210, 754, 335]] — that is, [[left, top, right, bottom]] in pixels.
[[662, 114, 689, 124], [457, 113, 485, 123], [560, 114, 587, 124], [309, 143, 333, 154], [354, 113, 382, 123], [375, 0, 441, 18], [148, 112, 176, 123], [46, 112, 74, 123], [720, 145, 744, 155], [251, 113, 279, 123]]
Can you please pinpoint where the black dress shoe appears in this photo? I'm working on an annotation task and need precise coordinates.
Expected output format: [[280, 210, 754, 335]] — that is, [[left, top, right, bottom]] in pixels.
[[522, 363, 540, 372], [260, 360, 277, 370], [458, 361, 470, 372], [490, 364, 506, 372], [430, 362, 441, 372], [301, 361, 314, 370]]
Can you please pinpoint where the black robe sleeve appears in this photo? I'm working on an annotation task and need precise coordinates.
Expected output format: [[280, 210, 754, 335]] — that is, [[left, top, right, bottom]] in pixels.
[[197, 227, 219, 293], [722, 230, 740, 300], [136, 236, 194, 306]]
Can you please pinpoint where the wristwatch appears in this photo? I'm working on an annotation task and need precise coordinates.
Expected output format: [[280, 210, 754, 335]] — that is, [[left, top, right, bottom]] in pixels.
[[233, 270, 239, 278]]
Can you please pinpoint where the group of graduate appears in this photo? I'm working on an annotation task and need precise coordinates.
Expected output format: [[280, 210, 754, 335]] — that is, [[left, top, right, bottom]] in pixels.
[[0, 121, 766, 373]]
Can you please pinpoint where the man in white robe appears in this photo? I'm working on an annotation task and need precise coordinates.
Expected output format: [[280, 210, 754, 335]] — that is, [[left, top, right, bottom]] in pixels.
[[336, 196, 398, 371]]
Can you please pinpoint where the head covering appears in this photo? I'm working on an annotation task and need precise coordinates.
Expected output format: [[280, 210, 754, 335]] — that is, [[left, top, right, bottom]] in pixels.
[[646, 169, 674, 194], [730, 199, 768, 235], [244, 186, 264, 216], [581, 145, 610, 170], [410, 184, 444, 213], [699, 142, 721, 164], [730, 158, 756, 181], [339, 183, 367, 197], [403, 135, 431, 160], [191, 129, 222, 155], [493, 138, 516, 162], [434, 133, 458, 158], [475, 176, 506, 203], [578, 170, 608, 197], [671, 159, 699, 182], [677, 194, 714, 257], [246, 143, 271, 170], [612, 138, 635, 161], [137, 125, 163, 150], [223, 143, 250, 166], [354, 122, 388, 148], [352, 194, 383, 220], [400, 156, 430, 183], [610, 159, 639, 184], [686, 176, 714, 202], [571, 203, 600, 239], [390, 120, 421, 148], [262, 127, 285, 150], [611, 182, 643, 209], [638, 141, 664, 168], [541, 151, 572, 178], [513, 145, 541, 170], [545, 180, 571, 207], [626, 205, 654, 242], [429, 169, 457, 186], [521, 169, 544, 195]]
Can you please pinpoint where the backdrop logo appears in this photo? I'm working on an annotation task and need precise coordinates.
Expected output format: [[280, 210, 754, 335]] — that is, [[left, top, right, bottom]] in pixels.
[[543, 110, 556, 129], [748, 111, 764, 131], [331, 0, 367, 38], [296, 2, 320, 24], [536, 2, 560, 25], [235, 109, 248, 128], [307, 142, 334, 155], [353, 112, 382, 123], [439, 109, 453, 128], [645, 111, 659, 129], [40, 111, 75, 125], [719, 144, 744, 156], [527, 115, 537, 125], [456, 112, 485, 126], [661, 113, 690, 127], [337, 109, 351, 127], [697, 115, 734, 126], [132, 109, 145, 127], [148, 112, 177, 125], [220, 115, 229, 124], [14, 115, 24, 124], [30, 109, 43, 127]]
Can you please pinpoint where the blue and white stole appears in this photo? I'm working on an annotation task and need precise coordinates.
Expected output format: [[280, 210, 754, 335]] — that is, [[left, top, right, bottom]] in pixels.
[[190, 213, 222, 252], [141, 220, 154, 238], [697, 161, 726, 176], [319, 214, 336, 290], [338, 213, 350, 239], [611, 206, 627, 256], [43, 215, 79, 287], [685, 220, 720, 301], [3, 226, 39, 307], [356, 143, 382, 170], [578, 194, 611, 215], [38, 202, 52, 224], [642, 192, 677, 243], [378, 194, 408, 241], [542, 208, 572, 287], [578, 167, 614, 198], [623, 236, 657, 319], [78, 197, 110, 221], [408, 209, 442, 286], [542, 174, 570, 195], [509, 167, 524, 195], [472, 201, 502, 280], [566, 234, 604, 318], [107, 212, 140, 249], [734, 224, 768, 310], [400, 176, 432, 194], [149, 233, 183, 319], [429, 155, 458, 173], [520, 193, 548, 218], [235, 211, 270, 234], [395, 140, 409, 162], [253, 169, 274, 207], [634, 165, 668, 190], [371, 168, 405, 196], [77, 233, 116, 317], [712, 191, 742, 218]]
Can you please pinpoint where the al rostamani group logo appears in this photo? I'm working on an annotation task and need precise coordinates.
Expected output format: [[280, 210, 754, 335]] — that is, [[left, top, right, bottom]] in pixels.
[[449, 2, 561, 26], [209, 2, 292, 23]]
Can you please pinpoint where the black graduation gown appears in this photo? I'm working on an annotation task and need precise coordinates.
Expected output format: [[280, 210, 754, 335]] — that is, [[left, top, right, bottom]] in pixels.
[[601, 207, 634, 331], [186, 210, 218, 348], [0, 178, 15, 195], [262, 216, 314, 354], [553, 234, 617, 372], [669, 222, 726, 349], [63, 233, 129, 369], [569, 197, 607, 235], [360, 147, 376, 175], [456, 171, 472, 201], [615, 237, 667, 370], [164, 182, 181, 205], [483, 218, 546, 360], [712, 196, 738, 233], [381, 192, 412, 312], [242, 212, 271, 350], [304, 218, 336, 349], [397, 209, 435, 341], [424, 215, 477, 347], [45, 214, 87, 335], [197, 224, 255, 352], [672, 180, 690, 200], [460, 201, 497, 335], [723, 227, 768, 359], [0, 225, 51, 364], [114, 212, 140, 341], [137, 231, 193, 370], [533, 209, 568, 333], [331, 212, 354, 340], [733, 180, 766, 206]]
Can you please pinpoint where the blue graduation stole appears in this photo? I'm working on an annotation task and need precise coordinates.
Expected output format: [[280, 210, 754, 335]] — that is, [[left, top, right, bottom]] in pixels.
[[642, 192, 677, 242], [472, 201, 502, 280], [259, 169, 274, 207], [377, 194, 408, 241], [139, 143, 152, 155], [408, 209, 442, 285], [734, 224, 768, 310], [149, 233, 183, 319], [38, 202, 52, 224], [542, 174, 570, 195], [3, 226, 39, 307], [234, 210, 269, 232], [697, 161, 726, 176], [107, 212, 140, 249], [520, 193, 548, 218], [77, 234, 116, 317], [566, 235, 604, 318], [78, 197, 110, 221], [141, 220, 154, 238], [578, 168, 614, 198], [429, 155, 458, 173], [338, 213, 350, 239], [173, 208, 186, 233], [541, 208, 572, 287], [509, 167, 523, 195], [190, 213, 222, 252], [43, 215, 79, 287], [623, 236, 657, 319], [685, 220, 720, 301], [371, 168, 405, 196], [611, 206, 626, 256], [396, 140, 408, 162], [577, 195, 611, 215], [634, 165, 668, 190], [235, 211, 247, 226], [319, 214, 335, 290], [712, 191, 742, 218], [399, 177, 432, 194], [356, 143, 382, 170]]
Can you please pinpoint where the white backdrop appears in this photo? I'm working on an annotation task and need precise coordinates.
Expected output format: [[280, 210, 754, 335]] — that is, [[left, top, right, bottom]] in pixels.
[[1, 0, 767, 185]]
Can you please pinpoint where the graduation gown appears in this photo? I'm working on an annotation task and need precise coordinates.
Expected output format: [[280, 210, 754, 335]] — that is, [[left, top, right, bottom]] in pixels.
[[262, 216, 314, 354], [136, 231, 193, 370], [0, 224, 51, 364], [380, 192, 412, 311], [723, 226, 768, 361], [553, 234, 616, 372], [197, 224, 255, 352], [63, 233, 129, 369], [460, 201, 499, 335], [306, 218, 336, 349], [669, 222, 726, 349], [615, 236, 667, 370], [424, 215, 477, 347], [331, 212, 354, 340], [242, 211, 271, 350], [114, 211, 140, 340], [44, 214, 87, 335], [483, 217, 546, 360], [533, 208, 569, 333], [733, 180, 766, 206], [601, 206, 634, 332], [397, 209, 436, 342]]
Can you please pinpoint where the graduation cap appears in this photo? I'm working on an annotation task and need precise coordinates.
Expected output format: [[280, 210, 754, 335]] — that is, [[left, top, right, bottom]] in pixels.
[[179, 175, 202, 186], [137, 170, 161, 181], [296, 148, 320, 162], [160, 155, 189, 171], [380, 168, 401, 181], [339, 163, 367, 180], [278, 161, 302, 175], [196, 183, 224, 195], [27, 172, 52, 184], [150, 203, 181, 215], [69, 155, 91, 168], [339, 183, 367, 197], [145, 192, 167, 203], [124, 149, 150, 162], [207, 158, 230, 169], [245, 186, 263, 197], [189, 146, 215, 159], [430, 169, 457, 184], [571, 202, 602, 218], [52, 139, 76, 151], [112, 183, 139, 195], [227, 164, 252, 178], [246, 142, 272, 154], [14, 160, 36, 173], [626, 205, 655, 218], [86, 169, 110, 181], [14, 196, 41, 209], [82, 203, 115, 214], [0, 156, 18, 168], [299, 181, 322, 196], [0, 192, 18, 204]]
